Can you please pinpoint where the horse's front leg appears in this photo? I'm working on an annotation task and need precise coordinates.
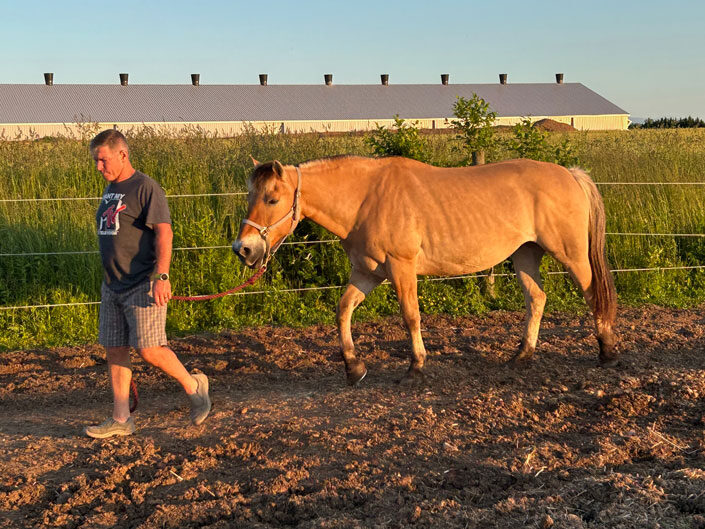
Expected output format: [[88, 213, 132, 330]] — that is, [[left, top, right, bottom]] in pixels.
[[337, 269, 382, 386], [386, 257, 426, 384]]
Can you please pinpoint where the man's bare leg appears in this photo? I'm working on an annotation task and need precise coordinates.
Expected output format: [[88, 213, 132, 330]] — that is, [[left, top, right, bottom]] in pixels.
[[137, 346, 198, 395], [106, 346, 133, 422]]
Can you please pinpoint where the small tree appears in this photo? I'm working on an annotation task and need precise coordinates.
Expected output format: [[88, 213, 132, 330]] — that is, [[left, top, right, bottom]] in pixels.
[[510, 118, 550, 160], [509, 118, 580, 167], [450, 95, 497, 165], [365, 115, 430, 163]]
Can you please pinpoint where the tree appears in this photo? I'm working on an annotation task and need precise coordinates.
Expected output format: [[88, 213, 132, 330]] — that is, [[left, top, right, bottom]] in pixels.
[[450, 95, 497, 165], [629, 116, 705, 129]]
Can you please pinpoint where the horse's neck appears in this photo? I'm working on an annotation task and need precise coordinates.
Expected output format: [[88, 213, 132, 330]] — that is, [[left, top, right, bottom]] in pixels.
[[298, 162, 368, 239]]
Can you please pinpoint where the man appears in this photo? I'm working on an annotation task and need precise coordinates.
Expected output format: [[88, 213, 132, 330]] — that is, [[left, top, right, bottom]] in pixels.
[[85, 129, 211, 438]]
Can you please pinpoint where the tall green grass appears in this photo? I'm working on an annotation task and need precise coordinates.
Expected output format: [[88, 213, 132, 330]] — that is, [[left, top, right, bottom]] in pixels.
[[1, 128, 704, 350]]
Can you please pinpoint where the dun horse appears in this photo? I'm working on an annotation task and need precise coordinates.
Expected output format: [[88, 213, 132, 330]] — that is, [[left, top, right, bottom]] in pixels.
[[233, 156, 618, 385]]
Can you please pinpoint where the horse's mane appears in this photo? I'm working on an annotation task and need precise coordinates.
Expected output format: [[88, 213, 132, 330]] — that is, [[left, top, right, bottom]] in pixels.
[[250, 155, 365, 191], [250, 155, 421, 191], [249, 162, 279, 193], [299, 154, 366, 169]]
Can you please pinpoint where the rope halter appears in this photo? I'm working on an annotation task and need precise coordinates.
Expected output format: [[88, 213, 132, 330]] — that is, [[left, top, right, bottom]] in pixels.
[[241, 165, 302, 267]]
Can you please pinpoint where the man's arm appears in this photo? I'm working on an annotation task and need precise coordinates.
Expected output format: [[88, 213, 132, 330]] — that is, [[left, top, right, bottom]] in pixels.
[[153, 222, 173, 306]]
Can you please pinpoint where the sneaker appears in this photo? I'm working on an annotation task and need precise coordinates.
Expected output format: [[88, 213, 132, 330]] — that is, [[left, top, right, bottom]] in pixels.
[[189, 373, 211, 425], [85, 417, 135, 439]]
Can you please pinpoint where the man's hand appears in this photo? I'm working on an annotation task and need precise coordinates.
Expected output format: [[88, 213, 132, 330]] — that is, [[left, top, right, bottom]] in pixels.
[[153, 278, 172, 306]]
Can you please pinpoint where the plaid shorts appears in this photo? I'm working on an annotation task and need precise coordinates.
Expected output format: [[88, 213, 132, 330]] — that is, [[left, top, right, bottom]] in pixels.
[[99, 280, 168, 349]]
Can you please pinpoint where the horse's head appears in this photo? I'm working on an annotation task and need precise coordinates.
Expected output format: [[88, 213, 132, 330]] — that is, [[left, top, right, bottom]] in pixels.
[[232, 159, 301, 269]]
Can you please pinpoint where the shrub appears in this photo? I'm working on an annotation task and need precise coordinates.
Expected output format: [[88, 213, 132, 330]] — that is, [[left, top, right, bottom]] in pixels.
[[365, 115, 430, 163], [508, 118, 580, 167]]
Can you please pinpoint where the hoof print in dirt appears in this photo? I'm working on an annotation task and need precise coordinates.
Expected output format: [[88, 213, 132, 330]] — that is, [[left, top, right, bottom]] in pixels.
[[398, 369, 426, 387]]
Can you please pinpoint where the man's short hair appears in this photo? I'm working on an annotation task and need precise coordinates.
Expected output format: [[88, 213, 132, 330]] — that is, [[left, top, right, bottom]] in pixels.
[[90, 129, 129, 155]]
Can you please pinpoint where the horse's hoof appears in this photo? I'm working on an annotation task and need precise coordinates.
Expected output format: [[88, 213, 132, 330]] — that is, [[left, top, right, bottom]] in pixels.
[[508, 345, 535, 367], [345, 361, 367, 386], [599, 355, 619, 368], [598, 335, 619, 368], [398, 368, 426, 387], [507, 356, 532, 368]]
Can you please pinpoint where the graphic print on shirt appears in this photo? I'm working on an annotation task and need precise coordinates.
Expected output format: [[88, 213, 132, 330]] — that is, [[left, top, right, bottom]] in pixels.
[[98, 192, 127, 235]]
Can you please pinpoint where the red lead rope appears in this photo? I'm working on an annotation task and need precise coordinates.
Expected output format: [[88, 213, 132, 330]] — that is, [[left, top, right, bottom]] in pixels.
[[171, 266, 267, 301], [129, 378, 139, 413]]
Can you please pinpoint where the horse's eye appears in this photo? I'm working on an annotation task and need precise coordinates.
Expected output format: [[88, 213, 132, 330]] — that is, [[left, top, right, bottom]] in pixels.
[[268, 198, 279, 205]]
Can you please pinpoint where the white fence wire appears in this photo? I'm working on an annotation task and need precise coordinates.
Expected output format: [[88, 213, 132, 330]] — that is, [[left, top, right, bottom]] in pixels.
[[0, 179, 703, 204], [0, 192, 246, 203], [2, 182, 705, 311], [2, 265, 705, 311]]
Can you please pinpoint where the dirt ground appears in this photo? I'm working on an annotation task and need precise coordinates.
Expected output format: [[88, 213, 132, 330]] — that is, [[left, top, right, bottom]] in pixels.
[[2, 306, 705, 528]]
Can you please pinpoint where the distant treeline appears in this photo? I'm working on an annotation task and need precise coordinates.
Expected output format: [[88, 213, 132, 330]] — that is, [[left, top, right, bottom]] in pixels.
[[630, 116, 705, 129]]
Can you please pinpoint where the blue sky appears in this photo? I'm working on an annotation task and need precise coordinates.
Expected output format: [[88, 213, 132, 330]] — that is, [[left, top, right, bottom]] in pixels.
[[2, 0, 704, 119]]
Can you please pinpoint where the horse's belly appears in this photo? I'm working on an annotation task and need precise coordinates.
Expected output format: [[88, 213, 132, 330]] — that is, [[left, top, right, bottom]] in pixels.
[[416, 234, 530, 275]]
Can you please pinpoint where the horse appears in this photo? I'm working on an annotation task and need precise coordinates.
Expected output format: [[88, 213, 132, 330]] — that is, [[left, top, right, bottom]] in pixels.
[[232, 155, 618, 385]]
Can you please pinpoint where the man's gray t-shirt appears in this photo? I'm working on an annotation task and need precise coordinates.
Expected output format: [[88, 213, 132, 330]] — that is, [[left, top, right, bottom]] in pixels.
[[96, 171, 171, 292]]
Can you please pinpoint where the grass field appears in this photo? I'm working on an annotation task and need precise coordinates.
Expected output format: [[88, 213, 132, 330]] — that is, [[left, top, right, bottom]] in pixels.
[[1, 127, 705, 350]]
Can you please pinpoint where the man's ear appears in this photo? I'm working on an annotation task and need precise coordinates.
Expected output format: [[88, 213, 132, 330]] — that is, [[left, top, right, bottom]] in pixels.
[[250, 155, 260, 167]]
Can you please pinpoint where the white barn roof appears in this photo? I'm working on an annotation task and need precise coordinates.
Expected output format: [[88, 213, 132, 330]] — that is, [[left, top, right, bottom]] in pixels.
[[0, 83, 627, 124]]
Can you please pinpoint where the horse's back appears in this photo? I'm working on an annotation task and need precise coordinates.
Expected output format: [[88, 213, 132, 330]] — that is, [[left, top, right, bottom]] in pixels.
[[355, 158, 591, 275]]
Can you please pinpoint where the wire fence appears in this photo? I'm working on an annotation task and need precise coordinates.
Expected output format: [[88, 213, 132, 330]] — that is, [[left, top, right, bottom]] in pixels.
[[2, 233, 705, 259], [2, 183, 705, 311], [0, 179, 703, 204], [0, 192, 246, 203], [0, 239, 340, 257], [2, 265, 705, 312]]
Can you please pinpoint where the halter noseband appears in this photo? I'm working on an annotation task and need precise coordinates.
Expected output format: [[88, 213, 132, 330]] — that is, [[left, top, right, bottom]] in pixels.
[[241, 165, 302, 266]]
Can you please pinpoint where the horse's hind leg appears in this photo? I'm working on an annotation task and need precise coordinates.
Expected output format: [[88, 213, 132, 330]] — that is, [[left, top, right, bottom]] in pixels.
[[386, 257, 426, 384], [338, 269, 382, 385], [510, 242, 546, 364], [561, 258, 618, 366]]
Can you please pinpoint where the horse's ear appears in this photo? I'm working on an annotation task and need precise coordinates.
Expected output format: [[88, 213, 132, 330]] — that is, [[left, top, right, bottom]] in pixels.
[[272, 160, 285, 179], [250, 155, 260, 167]]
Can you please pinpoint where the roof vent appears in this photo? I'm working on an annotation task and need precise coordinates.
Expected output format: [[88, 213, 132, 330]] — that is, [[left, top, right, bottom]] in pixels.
[[381, 74, 389, 86], [259, 74, 268, 86], [441, 73, 449, 85], [555, 73, 564, 84], [324, 73, 333, 85], [191, 73, 200, 86], [43, 73, 54, 86], [119, 73, 128, 86], [499, 73, 507, 85]]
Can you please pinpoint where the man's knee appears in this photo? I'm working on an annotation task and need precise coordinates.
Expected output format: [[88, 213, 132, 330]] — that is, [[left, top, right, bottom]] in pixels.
[[137, 346, 169, 366], [106, 346, 131, 365]]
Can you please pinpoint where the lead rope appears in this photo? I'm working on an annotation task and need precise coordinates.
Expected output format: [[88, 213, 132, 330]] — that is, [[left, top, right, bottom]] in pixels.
[[128, 266, 267, 413], [172, 265, 267, 301], [129, 378, 139, 413]]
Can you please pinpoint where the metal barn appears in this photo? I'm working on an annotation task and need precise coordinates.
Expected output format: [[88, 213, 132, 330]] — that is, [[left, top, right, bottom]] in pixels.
[[0, 73, 629, 139]]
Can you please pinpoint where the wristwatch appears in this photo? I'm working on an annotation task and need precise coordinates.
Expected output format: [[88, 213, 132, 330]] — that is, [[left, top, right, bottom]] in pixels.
[[153, 272, 170, 281]]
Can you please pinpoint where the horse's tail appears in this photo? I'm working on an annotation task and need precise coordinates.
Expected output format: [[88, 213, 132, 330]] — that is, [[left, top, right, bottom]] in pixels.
[[569, 167, 617, 335]]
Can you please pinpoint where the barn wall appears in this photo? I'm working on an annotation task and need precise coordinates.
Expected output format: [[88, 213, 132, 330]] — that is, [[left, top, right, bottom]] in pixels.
[[493, 114, 630, 131], [1, 113, 629, 140]]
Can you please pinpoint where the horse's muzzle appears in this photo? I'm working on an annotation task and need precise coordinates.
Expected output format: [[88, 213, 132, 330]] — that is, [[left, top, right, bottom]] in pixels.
[[232, 239, 263, 269]]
